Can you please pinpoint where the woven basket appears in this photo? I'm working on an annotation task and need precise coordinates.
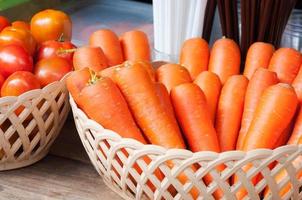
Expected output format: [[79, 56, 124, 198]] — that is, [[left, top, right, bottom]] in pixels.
[[0, 76, 70, 171], [70, 95, 302, 200]]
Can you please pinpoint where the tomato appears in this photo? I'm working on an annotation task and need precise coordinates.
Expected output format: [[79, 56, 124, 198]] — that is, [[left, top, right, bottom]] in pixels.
[[0, 26, 36, 55], [1, 71, 40, 97], [0, 74, 4, 89], [0, 44, 33, 78], [30, 9, 72, 44], [0, 16, 10, 32], [34, 57, 72, 87], [12, 21, 30, 31], [36, 40, 76, 63]]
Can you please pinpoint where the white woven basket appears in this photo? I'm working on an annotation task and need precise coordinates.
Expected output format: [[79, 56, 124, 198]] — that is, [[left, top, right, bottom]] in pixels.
[[0, 76, 70, 171], [70, 95, 302, 200]]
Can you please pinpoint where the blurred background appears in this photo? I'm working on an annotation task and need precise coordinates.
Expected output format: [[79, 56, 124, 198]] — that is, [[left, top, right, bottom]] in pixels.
[[0, 0, 301, 50]]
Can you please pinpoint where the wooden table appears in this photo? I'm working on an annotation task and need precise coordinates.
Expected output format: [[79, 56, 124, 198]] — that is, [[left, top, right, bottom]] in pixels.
[[0, 155, 120, 200]]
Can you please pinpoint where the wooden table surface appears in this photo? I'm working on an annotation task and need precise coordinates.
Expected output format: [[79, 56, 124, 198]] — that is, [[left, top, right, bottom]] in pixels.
[[0, 155, 120, 200]]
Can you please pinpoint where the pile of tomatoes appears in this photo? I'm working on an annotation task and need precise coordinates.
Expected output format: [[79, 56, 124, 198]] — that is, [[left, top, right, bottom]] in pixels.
[[0, 9, 75, 98]]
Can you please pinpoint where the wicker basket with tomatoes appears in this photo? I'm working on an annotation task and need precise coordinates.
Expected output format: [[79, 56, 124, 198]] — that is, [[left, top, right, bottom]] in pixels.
[[0, 9, 74, 170], [68, 28, 302, 199]]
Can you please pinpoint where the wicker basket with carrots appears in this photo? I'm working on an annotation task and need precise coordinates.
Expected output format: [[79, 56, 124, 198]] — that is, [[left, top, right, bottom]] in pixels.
[[69, 29, 302, 199]]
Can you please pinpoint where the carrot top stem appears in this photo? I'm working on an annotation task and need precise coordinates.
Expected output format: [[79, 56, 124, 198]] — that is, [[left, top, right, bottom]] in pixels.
[[87, 69, 100, 85]]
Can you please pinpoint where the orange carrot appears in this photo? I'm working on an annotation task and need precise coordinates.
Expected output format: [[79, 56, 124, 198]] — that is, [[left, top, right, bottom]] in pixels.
[[179, 38, 210, 79], [264, 136, 302, 198], [236, 84, 298, 199], [268, 48, 302, 84], [156, 63, 192, 92], [66, 67, 91, 106], [89, 29, 124, 66], [237, 68, 278, 149], [194, 71, 221, 123], [154, 82, 176, 121], [216, 75, 249, 151], [171, 83, 220, 152], [99, 65, 120, 80], [114, 62, 185, 149], [288, 106, 302, 145], [171, 83, 223, 199], [242, 83, 298, 150], [68, 69, 163, 190], [120, 30, 151, 62], [154, 83, 199, 197], [79, 75, 145, 143], [208, 37, 241, 84], [126, 60, 155, 82], [292, 64, 302, 102], [73, 46, 108, 71], [100, 60, 155, 82], [243, 42, 275, 79], [274, 122, 295, 149]]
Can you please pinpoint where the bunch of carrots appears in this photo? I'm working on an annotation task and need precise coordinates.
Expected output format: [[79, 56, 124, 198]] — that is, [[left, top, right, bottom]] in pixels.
[[67, 29, 302, 199]]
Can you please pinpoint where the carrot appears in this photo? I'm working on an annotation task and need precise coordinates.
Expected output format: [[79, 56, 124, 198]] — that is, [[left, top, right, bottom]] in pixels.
[[114, 62, 185, 149], [274, 123, 293, 148], [292, 64, 302, 102], [179, 38, 210, 79], [194, 71, 221, 123], [73, 46, 108, 71], [89, 29, 124, 66], [126, 60, 155, 82], [264, 137, 302, 198], [268, 48, 302, 84], [208, 37, 241, 84], [79, 75, 145, 143], [236, 68, 278, 149], [68, 70, 163, 190], [288, 107, 302, 145], [216, 75, 249, 151], [154, 82, 176, 122], [242, 83, 298, 150], [236, 83, 298, 199], [171, 83, 220, 152], [120, 30, 151, 62], [156, 63, 192, 92], [243, 42, 275, 80], [100, 60, 155, 82], [66, 67, 91, 106], [99, 65, 120, 80], [113, 62, 199, 197], [171, 83, 223, 199]]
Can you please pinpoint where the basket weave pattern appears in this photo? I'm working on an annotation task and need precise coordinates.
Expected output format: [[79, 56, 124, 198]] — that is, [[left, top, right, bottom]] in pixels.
[[0, 78, 70, 170], [70, 96, 302, 200]]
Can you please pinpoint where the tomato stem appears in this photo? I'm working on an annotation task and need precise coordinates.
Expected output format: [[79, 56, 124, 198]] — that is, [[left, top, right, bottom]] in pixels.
[[58, 33, 65, 42], [56, 48, 77, 55]]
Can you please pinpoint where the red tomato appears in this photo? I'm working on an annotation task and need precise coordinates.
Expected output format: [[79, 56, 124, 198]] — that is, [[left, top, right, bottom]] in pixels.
[[36, 40, 76, 63], [30, 9, 72, 44], [0, 74, 4, 89], [0, 44, 33, 78], [1, 71, 40, 97], [34, 57, 72, 87], [0, 26, 36, 55], [12, 21, 30, 31], [0, 16, 10, 32]]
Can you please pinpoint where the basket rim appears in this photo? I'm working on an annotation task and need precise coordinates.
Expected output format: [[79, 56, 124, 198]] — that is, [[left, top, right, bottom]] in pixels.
[[69, 94, 302, 156], [0, 72, 71, 103]]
